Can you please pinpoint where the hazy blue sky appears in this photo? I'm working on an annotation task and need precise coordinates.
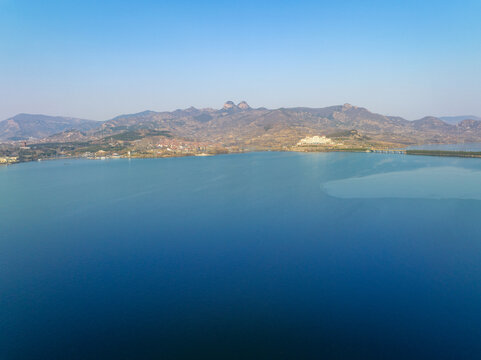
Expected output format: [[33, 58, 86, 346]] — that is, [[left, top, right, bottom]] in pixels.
[[1, 0, 480, 120]]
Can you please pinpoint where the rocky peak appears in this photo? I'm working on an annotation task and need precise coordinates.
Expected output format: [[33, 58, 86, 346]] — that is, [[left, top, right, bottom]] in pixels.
[[223, 101, 237, 110], [237, 101, 251, 110], [342, 103, 357, 111]]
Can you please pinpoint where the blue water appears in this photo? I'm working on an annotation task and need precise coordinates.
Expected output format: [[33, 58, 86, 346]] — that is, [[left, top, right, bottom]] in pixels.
[[2, 152, 481, 359]]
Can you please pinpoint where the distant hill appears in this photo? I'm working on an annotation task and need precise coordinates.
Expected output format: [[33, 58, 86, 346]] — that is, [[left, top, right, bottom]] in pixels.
[[4, 103, 481, 147], [93, 101, 481, 146], [439, 115, 481, 125], [0, 114, 101, 141]]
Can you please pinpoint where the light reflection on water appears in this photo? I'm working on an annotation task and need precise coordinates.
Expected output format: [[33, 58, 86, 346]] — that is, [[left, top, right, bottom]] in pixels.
[[322, 167, 481, 200]]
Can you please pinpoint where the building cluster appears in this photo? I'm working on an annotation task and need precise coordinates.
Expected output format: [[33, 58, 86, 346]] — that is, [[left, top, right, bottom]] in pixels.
[[297, 135, 339, 146], [155, 138, 211, 153]]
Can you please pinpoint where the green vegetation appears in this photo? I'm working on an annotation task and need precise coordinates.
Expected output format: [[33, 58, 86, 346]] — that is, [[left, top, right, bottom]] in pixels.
[[327, 129, 359, 138], [406, 150, 481, 158], [105, 131, 144, 141], [105, 130, 172, 141]]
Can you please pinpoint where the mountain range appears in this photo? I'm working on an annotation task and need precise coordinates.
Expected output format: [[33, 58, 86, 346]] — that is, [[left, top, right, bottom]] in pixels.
[[0, 114, 100, 141], [2, 103, 481, 146], [439, 115, 481, 125]]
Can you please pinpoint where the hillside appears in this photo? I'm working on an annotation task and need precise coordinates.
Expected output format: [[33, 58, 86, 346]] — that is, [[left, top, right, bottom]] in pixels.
[[87, 102, 481, 147], [3, 103, 481, 148], [0, 114, 101, 141]]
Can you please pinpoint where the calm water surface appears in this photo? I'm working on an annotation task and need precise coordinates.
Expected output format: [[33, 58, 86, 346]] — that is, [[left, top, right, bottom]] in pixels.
[[2, 152, 481, 359]]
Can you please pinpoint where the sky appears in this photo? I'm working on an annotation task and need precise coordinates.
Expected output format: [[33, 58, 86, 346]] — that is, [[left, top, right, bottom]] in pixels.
[[0, 0, 480, 121]]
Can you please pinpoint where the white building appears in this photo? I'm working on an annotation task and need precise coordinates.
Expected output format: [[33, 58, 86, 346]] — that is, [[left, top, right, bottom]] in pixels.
[[297, 135, 335, 146]]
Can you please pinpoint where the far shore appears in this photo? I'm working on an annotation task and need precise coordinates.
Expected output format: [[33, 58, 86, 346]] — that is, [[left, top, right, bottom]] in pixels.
[[4, 146, 481, 166]]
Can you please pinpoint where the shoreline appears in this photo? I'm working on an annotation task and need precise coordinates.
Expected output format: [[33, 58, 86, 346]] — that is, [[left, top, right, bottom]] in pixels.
[[4, 147, 481, 166]]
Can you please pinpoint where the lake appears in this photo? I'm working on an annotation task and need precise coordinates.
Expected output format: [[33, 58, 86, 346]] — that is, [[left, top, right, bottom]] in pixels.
[[2, 152, 481, 359]]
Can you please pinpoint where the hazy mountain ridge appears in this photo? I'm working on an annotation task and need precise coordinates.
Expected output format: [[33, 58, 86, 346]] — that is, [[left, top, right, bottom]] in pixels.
[[0, 114, 101, 141], [439, 115, 481, 125], [2, 103, 481, 146], [93, 102, 481, 146]]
